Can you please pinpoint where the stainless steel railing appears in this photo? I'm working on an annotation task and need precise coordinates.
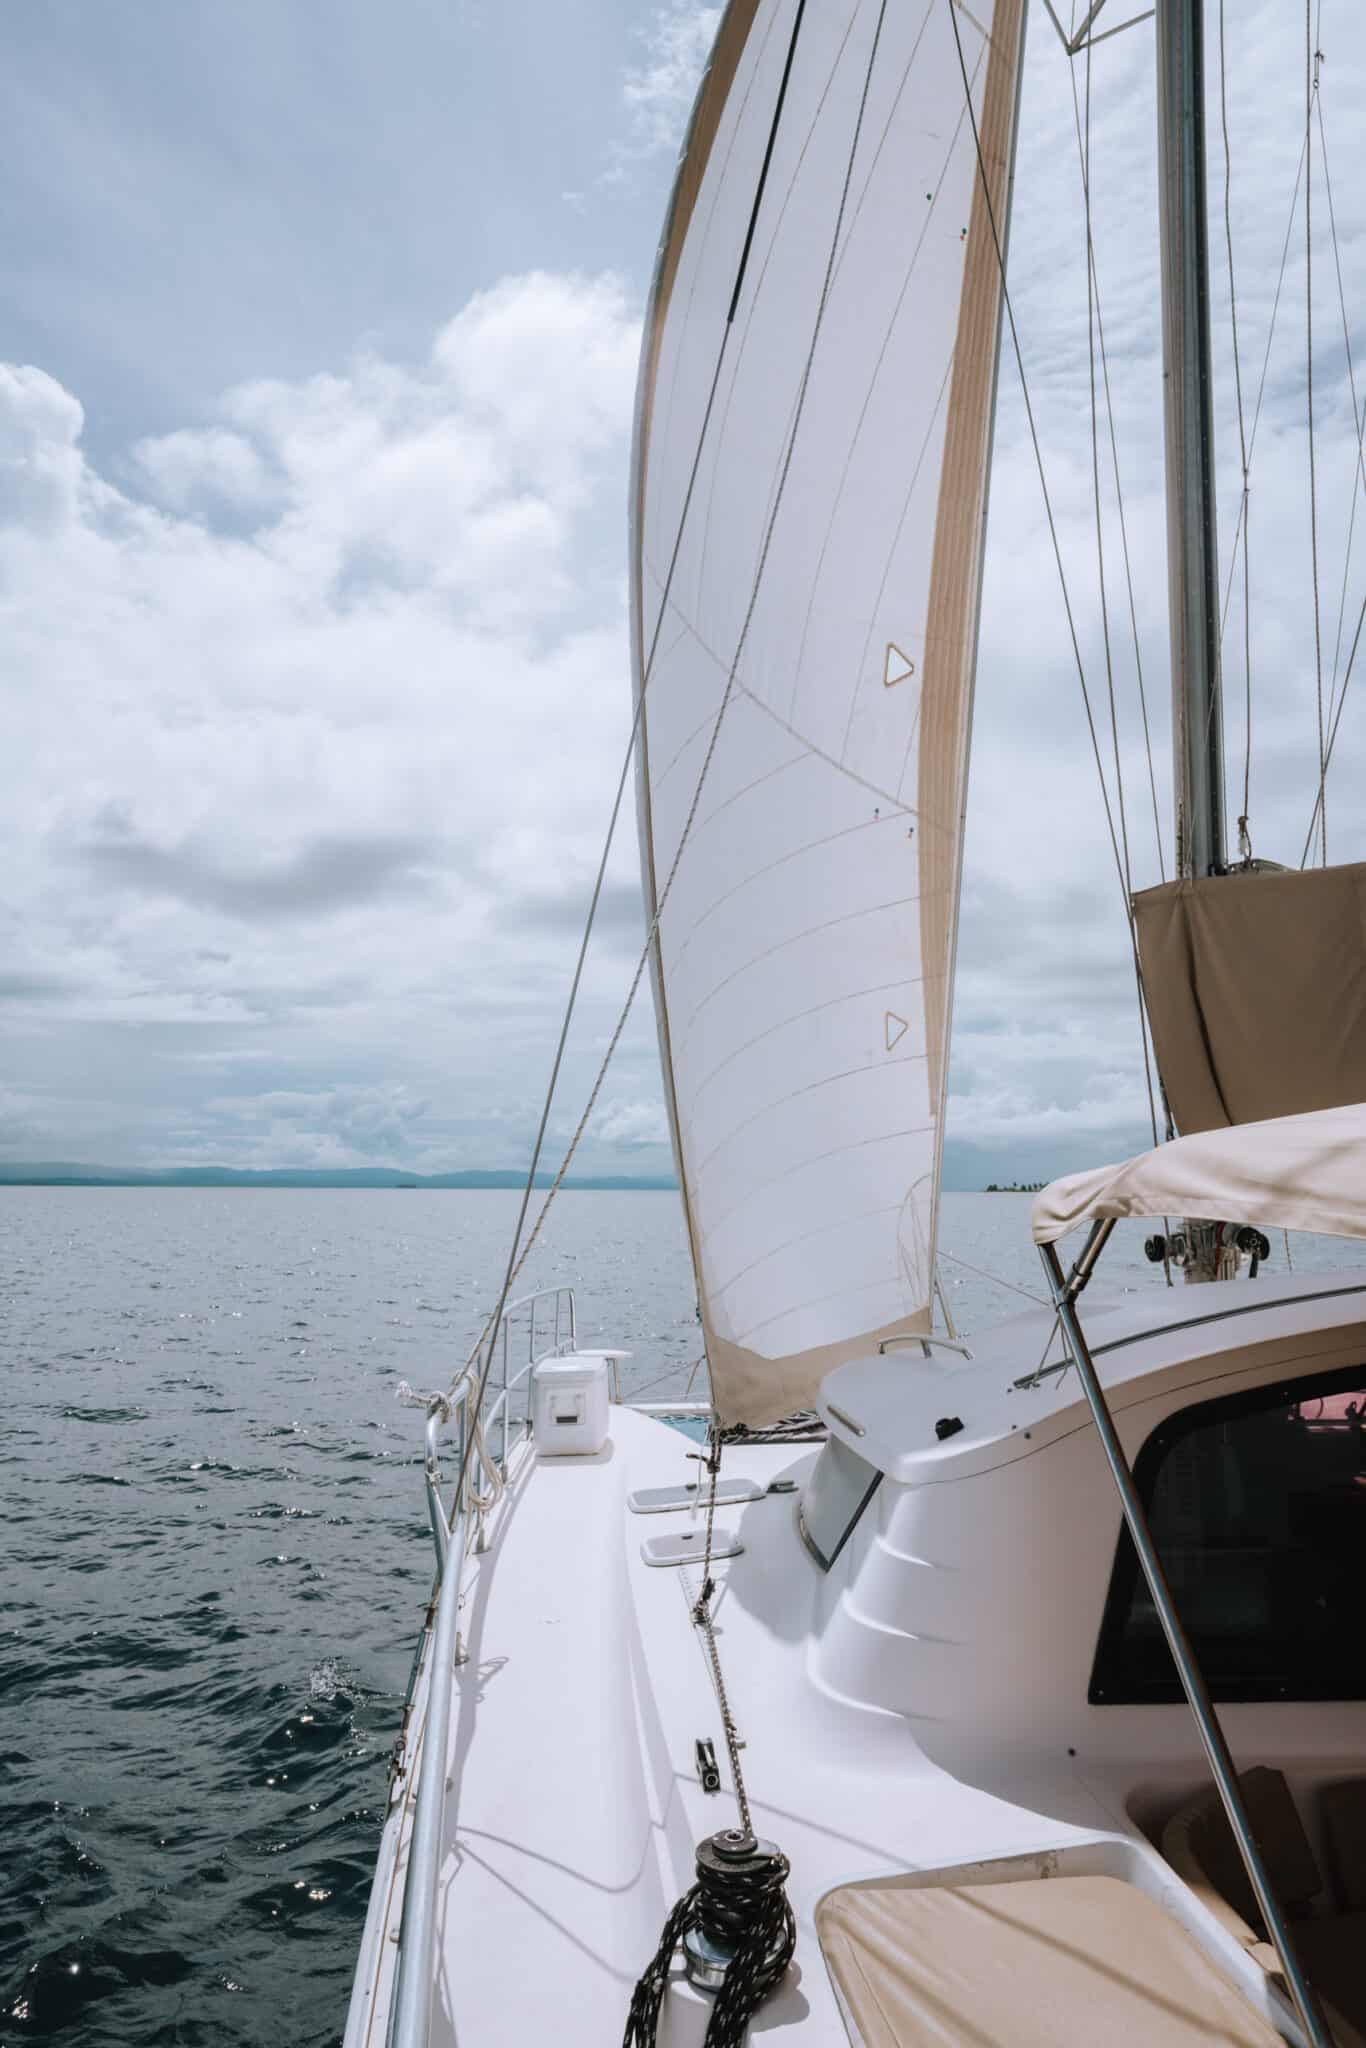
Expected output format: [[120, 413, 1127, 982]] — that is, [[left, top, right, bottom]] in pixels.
[[387, 1284, 577, 2048]]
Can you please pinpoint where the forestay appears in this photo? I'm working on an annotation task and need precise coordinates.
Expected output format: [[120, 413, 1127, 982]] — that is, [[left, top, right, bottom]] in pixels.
[[631, 0, 1027, 1423]]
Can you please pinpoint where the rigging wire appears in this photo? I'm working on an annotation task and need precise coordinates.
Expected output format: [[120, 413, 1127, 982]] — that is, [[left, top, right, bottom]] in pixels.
[[1077, 48, 1136, 915], [1064, 27, 1163, 1153], [509, 0, 890, 1296], [1218, 131, 1308, 644], [454, 0, 890, 1448], [1092, 268, 1165, 882], [936, 1247, 1048, 1308], [1306, 5, 1326, 864], [1217, 0, 1254, 853], [945, 7, 1134, 935], [444, 0, 816, 1449], [1313, 91, 1366, 737], [1300, 65, 1366, 866], [1301, 585, 1366, 866]]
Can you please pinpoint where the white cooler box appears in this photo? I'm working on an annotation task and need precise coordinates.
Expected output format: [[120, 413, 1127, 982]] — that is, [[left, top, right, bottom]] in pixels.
[[531, 1352, 611, 1456]]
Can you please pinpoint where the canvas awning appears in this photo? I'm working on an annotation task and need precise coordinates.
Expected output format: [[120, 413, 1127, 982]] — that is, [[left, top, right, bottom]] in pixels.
[[1032, 1101, 1366, 1245]]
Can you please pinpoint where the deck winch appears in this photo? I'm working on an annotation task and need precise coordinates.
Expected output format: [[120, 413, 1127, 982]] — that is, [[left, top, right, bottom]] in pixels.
[[623, 1825, 795, 2048]]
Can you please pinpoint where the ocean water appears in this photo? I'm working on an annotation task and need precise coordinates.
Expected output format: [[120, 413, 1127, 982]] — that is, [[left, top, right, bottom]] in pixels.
[[2, 1185, 1359, 2045]]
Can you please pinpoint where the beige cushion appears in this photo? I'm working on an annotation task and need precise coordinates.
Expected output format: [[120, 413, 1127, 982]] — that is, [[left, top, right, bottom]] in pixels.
[[1322, 1781, 1366, 1911], [816, 1874, 1284, 2046]]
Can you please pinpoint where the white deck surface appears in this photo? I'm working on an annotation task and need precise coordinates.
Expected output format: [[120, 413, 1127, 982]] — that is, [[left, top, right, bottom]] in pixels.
[[421, 1411, 1142, 2044], [347, 1279, 1366, 2044]]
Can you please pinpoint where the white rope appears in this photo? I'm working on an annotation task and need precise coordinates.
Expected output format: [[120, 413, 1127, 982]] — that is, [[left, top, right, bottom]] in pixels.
[[394, 1379, 451, 1419], [460, 1377, 505, 1524]]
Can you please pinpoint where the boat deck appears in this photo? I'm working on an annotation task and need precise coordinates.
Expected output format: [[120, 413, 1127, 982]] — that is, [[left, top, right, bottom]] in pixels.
[[350, 1401, 1300, 2045]]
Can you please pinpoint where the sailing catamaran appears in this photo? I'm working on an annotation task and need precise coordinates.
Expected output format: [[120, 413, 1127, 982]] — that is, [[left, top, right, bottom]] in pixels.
[[345, 1, 1366, 2042]]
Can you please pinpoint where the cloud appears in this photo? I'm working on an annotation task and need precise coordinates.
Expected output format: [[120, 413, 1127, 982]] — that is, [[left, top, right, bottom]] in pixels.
[[81, 824, 436, 920], [4, 0, 1366, 1196], [617, 2, 720, 162], [590, 1098, 672, 1150], [0, 269, 673, 1172], [0, 363, 86, 529], [132, 428, 273, 511], [208, 1083, 430, 1160]]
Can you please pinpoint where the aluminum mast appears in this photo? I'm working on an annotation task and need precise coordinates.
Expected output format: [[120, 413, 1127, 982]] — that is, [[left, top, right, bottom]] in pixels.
[[1155, 0, 1225, 881], [1154, 0, 1231, 1283]]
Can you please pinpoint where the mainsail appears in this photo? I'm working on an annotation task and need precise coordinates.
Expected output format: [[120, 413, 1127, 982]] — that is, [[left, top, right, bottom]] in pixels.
[[631, 0, 1027, 1425]]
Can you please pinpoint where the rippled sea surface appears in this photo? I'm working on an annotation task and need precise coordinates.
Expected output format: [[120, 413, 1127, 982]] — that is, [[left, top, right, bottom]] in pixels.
[[3, 1186, 1359, 2044]]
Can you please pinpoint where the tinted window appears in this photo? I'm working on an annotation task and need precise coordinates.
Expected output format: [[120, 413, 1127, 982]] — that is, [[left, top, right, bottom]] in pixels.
[[1092, 1367, 1366, 1703], [799, 1435, 881, 1571]]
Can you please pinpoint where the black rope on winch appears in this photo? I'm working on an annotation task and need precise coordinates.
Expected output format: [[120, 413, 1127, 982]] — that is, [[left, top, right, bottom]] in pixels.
[[622, 1417, 797, 2046], [623, 1829, 796, 2048]]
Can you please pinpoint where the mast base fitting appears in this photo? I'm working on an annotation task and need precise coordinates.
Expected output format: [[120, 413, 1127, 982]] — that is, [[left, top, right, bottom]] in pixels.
[[1145, 1225, 1271, 1271], [681, 1830, 791, 1993]]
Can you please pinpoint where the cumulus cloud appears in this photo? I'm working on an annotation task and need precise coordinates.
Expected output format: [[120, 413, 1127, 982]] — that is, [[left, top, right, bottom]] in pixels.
[[590, 1098, 672, 1150], [0, 270, 671, 1172], [4, 0, 1366, 1195], [132, 428, 273, 511], [617, 2, 720, 162]]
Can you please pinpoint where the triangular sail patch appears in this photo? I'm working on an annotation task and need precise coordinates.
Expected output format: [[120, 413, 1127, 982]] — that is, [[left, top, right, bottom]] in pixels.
[[885, 1011, 909, 1052], [883, 642, 916, 689]]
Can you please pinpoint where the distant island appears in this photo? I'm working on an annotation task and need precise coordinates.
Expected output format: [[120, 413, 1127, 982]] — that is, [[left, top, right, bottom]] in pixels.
[[983, 1180, 1044, 1193], [0, 1161, 677, 1192]]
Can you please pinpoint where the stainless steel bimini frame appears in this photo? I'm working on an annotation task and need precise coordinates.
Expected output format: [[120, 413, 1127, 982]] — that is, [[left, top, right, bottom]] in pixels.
[[1040, 1225, 1333, 2048], [388, 1283, 577, 2048]]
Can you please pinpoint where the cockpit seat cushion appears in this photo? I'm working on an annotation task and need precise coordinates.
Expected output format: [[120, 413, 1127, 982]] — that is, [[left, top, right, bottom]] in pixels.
[[1162, 1765, 1324, 1943], [814, 1872, 1285, 2046]]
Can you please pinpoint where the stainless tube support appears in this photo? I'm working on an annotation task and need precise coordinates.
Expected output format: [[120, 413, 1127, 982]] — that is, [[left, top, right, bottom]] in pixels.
[[1040, 1239, 1332, 2048], [390, 1493, 467, 2048], [878, 1333, 975, 1361], [423, 1405, 450, 1576]]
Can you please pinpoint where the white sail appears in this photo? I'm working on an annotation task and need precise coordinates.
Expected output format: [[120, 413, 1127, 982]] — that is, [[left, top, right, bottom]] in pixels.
[[631, 0, 1026, 1425]]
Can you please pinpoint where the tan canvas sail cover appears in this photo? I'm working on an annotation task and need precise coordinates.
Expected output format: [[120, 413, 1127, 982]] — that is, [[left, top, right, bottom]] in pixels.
[[631, 0, 1027, 1423], [1133, 865, 1366, 1135]]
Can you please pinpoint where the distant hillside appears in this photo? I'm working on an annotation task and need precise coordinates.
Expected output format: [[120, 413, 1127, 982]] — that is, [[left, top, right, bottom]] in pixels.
[[0, 1161, 677, 1192]]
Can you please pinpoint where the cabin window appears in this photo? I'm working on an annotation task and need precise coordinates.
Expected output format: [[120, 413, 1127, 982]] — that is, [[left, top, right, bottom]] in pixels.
[[798, 1434, 881, 1571], [1091, 1365, 1366, 1704]]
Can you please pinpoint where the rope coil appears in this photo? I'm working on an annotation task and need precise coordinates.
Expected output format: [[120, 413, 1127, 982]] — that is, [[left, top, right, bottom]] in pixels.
[[623, 1426, 795, 2045], [622, 1831, 796, 2048]]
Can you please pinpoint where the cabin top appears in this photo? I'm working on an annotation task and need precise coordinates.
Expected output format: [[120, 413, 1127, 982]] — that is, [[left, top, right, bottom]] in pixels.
[[817, 1271, 1366, 1486]]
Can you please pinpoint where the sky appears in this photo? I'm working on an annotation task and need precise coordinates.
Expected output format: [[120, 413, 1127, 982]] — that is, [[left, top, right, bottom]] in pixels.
[[1, 0, 1364, 1187]]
